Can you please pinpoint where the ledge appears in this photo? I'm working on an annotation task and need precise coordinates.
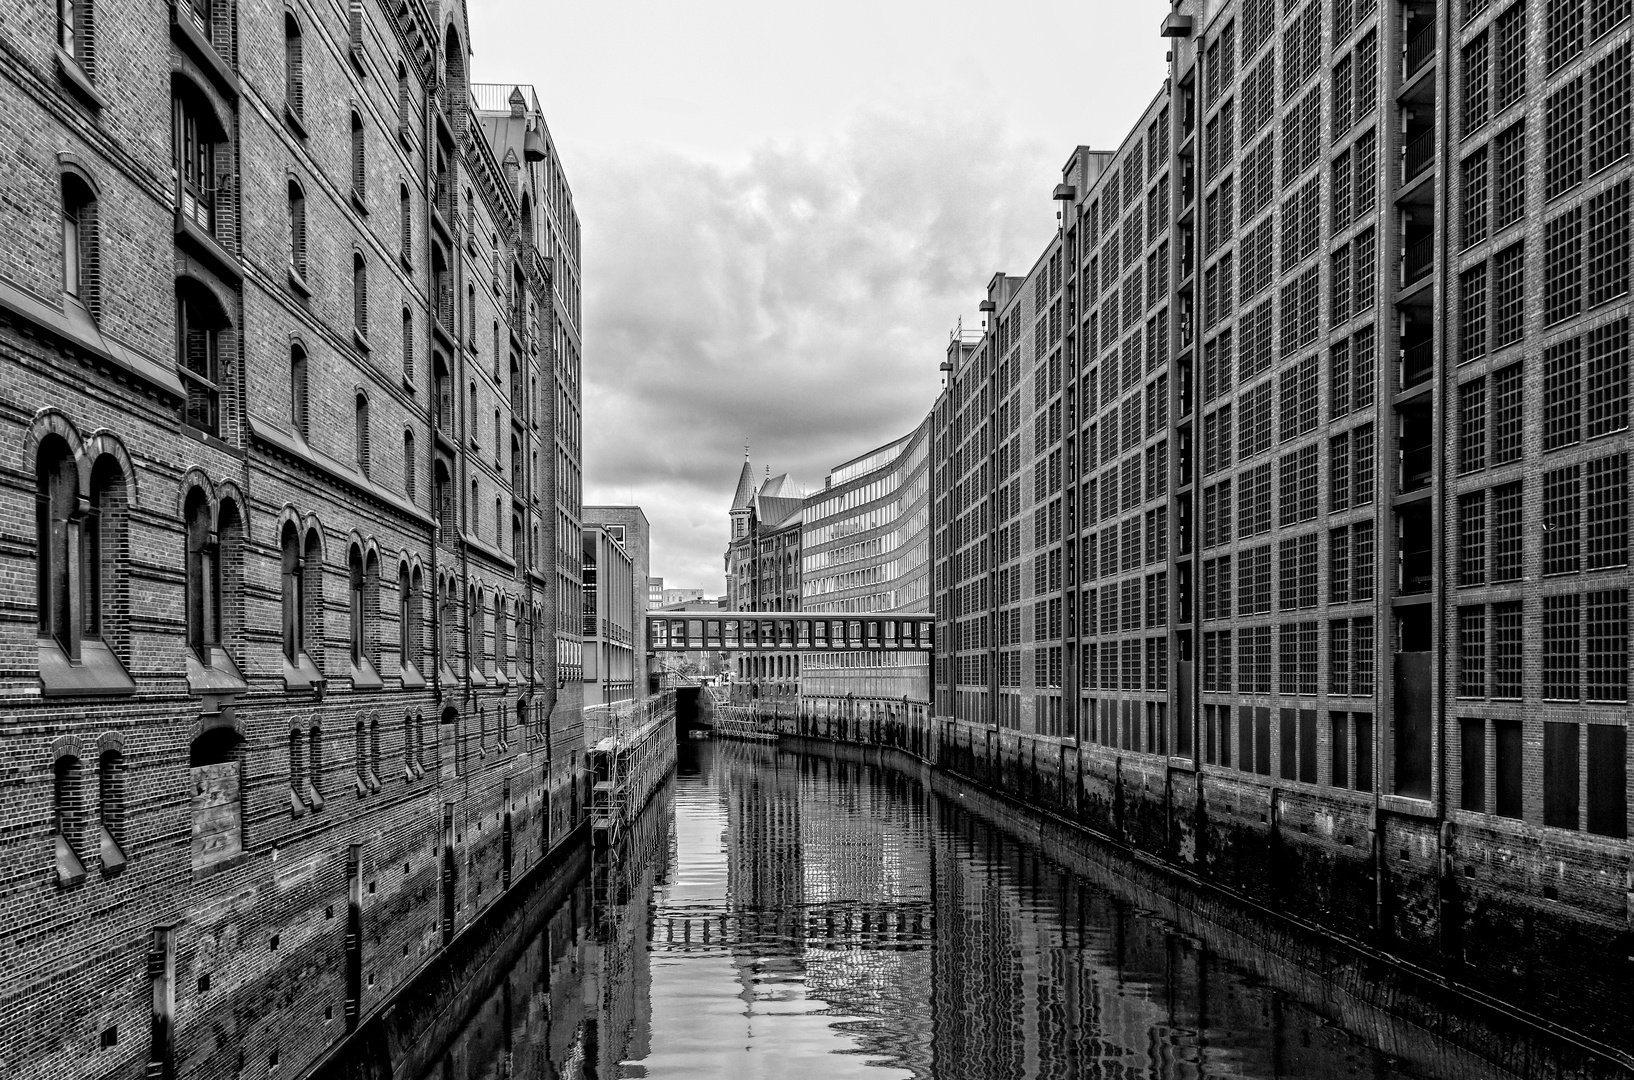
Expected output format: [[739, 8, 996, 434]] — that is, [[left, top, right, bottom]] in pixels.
[[169, 3, 238, 99], [249, 417, 434, 526], [282, 651, 324, 694], [283, 103, 309, 140], [287, 266, 312, 298], [0, 280, 184, 398], [349, 659, 383, 692], [54, 48, 104, 110], [186, 646, 247, 696], [174, 210, 242, 284], [400, 663, 426, 689], [40, 637, 135, 697]]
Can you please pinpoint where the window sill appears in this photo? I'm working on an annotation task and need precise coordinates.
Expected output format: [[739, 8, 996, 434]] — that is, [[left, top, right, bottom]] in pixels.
[[169, 4, 238, 99], [349, 659, 383, 691], [174, 209, 242, 285], [282, 652, 324, 694], [193, 850, 250, 881], [187, 646, 247, 696], [288, 266, 311, 298], [0, 281, 184, 398], [399, 249, 414, 273], [398, 124, 414, 152], [284, 103, 309, 140], [40, 637, 135, 697], [99, 824, 128, 877], [354, 328, 371, 353], [351, 190, 369, 216], [54, 48, 104, 110], [56, 835, 87, 888], [400, 662, 426, 689]]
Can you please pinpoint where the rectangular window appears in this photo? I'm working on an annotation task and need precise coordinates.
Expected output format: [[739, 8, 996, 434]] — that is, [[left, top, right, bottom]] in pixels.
[[1587, 452, 1630, 568], [1353, 520, 1376, 601], [1494, 2, 1528, 111], [1464, 30, 1491, 132], [1352, 423, 1376, 505], [1459, 491, 1487, 585], [1493, 482, 1525, 581], [1544, 338, 1584, 450], [1331, 527, 1352, 604], [1330, 619, 1351, 696], [1587, 318, 1630, 437], [1588, 180, 1631, 307], [1492, 363, 1524, 464], [1587, 589, 1630, 702], [1461, 717, 1486, 812], [1331, 712, 1350, 788], [1587, 724, 1628, 838], [1545, 593, 1582, 699], [1588, 42, 1633, 174], [1330, 430, 1351, 511], [1459, 605, 1487, 697], [1545, 721, 1581, 829], [1547, 0, 1585, 73], [1545, 207, 1585, 325], [1543, 464, 1583, 575], [1495, 718, 1523, 817], [1492, 243, 1526, 349], [1460, 263, 1489, 363], [1494, 122, 1528, 233], [1353, 616, 1375, 695], [1459, 377, 1487, 472], [1355, 713, 1374, 792], [1463, 145, 1490, 247], [1546, 79, 1585, 201]]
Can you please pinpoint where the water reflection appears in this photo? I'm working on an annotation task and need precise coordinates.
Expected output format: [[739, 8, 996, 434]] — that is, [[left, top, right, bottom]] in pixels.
[[418, 740, 1509, 1080]]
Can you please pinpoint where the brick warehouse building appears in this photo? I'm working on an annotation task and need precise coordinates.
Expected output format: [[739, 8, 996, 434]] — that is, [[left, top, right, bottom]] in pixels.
[[0, 0, 584, 1076], [929, 0, 1634, 1056]]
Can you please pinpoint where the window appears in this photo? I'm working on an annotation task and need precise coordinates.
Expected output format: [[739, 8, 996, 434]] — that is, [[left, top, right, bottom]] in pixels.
[[1545, 207, 1584, 324], [1544, 593, 1582, 699], [1588, 180, 1631, 307], [1459, 492, 1487, 585], [1459, 377, 1487, 471], [59, 0, 93, 70], [403, 428, 416, 501], [1545, 722, 1580, 828], [61, 172, 99, 316], [399, 184, 411, 260], [36, 437, 77, 655], [284, 14, 304, 121], [1587, 723, 1627, 837], [352, 253, 368, 338], [355, 393, 370, 477], [1463, 146, 1490, 247], [1495, 718, 1523, 816], [401, 307, 413, 378], [1494, 1, 1527, 111], [348, 547, 366, 669], [1492, 362, 1524, 463], [1546, 80, 1584, 201], [54, 752, 86, 885], [1493, 122, 1526, 232], [1588, 42, 1632, 174], [176, 280, 224, 435], [1464, 30, 1491, 132], [290, 345, 308, 441], [173, 88, 219, 235], [1548, 0, 1585, 72], [1459, 606, 1486, 696], [288, 180, 307, 279], [350, 111, 366, 201], [97, 747, 127, 871], [1460, 263, 1489, 362], [1493, 482, 1525, 582]]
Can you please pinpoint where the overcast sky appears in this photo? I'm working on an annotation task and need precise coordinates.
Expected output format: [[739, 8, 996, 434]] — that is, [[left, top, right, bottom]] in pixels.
[[467, 1, 1171, 594]]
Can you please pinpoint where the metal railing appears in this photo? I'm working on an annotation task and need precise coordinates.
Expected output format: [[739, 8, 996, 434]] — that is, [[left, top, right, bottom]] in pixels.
[[1404, 129, 1435, 180], [1404, 234, 1435, 282], [1402, 339, 1434, 386], [1406, 28, 1436, 76]]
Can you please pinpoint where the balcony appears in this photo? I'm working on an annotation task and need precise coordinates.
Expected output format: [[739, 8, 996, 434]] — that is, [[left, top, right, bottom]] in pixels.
[[1404, 129, 1435, 181], [1406, 27, 1435, 77], [1403, 233, 1434, 284], [1399, 505, 1433, 595], [1401, 335, 1434, 389]]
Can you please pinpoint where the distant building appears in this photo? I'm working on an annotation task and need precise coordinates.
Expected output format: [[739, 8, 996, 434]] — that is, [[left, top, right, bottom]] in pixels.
[[663, 588, 707, 606], [582, 525, 636, 707], [724, 458, 804, 698], [585, 506, 651, 696], [800, 420, 933, 701], [647, 576, 664, 610]]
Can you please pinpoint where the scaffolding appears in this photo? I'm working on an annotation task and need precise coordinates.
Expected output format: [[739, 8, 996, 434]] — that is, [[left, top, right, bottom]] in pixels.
[[583, 691, 676, 847]]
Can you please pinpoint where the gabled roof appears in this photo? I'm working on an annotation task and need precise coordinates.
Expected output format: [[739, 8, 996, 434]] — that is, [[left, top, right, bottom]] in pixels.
[[730, 458, 756, 512]]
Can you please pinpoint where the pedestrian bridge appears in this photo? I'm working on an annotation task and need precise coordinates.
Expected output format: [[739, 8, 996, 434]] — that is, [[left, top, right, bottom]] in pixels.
[[646, 612, 934, 653]]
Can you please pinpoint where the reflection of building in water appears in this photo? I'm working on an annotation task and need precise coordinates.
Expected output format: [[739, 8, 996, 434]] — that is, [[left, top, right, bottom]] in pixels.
[[587, 783, 670, 1078]]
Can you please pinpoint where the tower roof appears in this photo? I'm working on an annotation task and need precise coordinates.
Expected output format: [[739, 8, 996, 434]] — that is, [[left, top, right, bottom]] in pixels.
[[730, 457, 755, 512]]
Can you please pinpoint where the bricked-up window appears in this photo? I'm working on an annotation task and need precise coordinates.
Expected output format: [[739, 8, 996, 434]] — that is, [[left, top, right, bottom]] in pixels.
[[1588, 42, 1633, 174], [1588, 724, 1628, 837], [176, 280, 224, 436], [288, 180, 307, 279], [53, 752, 88, 884], [1460, 263, 1488, 362], [1545, 207, 1585, 324], [60, 172, 99, 318], [1458, 718, 1488, 813], [283, 14, 306, 121], [1588, 180, 1632, 306], [1546, 80, 1584, 200], [1544, 465, 1583, 574], [1492, 717, 1523, 816], [1459, 491, 1487, 585], [1492, 363, 1524, 463], [1545, 722, 1581, 829], [1458, 605, 1487, 696], [1459, 377, 1487, 471], [1545, 593, 1583, 698], [1494, 600, 1523, 696]]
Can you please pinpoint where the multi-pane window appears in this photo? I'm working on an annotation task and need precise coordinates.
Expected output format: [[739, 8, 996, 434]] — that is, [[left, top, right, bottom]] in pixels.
[[1587, 180, 1631, 307], [1493, 481, 1525, 581], [1548, 0, 1585, 73], [1588, 42, 1632, 174], [1459, 605, 1487, 697], [1493, 123, 1527, 231], [1544, 465, 1584, 575], [1493, 600, 1524, 697], [1459, 377, 1488, 472], [1459, 491, 1488, 585], [1546, 80, 1585, 200], [1492, 362, 1525, 462], [1588, 318, 1632, 436], [1545, 207, 1585, 324], [1493, 1, 1528, 111], [1545, 593, 1584, 699], [1464, 30, 1491, 132], [1460, 263, 1489, 362]]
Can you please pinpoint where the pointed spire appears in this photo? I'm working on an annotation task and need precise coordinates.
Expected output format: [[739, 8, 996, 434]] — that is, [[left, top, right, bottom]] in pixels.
[[730, 455, 756, 512]]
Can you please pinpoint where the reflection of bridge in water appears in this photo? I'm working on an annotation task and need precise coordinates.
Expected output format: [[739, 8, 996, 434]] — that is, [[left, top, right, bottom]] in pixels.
[[651, 900, 934, 954]]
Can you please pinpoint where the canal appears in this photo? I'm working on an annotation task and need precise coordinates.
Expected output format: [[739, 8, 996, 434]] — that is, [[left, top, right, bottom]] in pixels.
[[403, 739, 1517, 1080]]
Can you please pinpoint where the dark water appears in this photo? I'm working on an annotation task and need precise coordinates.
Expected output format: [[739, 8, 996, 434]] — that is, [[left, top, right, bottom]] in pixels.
[[416, 740, 1508, 1080]]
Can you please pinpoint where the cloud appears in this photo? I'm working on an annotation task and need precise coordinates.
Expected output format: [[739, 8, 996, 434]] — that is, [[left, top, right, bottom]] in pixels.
[[580, 104, 1063, 591]]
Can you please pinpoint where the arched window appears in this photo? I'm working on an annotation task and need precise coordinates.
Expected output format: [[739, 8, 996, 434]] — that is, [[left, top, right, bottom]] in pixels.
[[54, 753, 86, 885], [184, 488, 214, 659], [350, 110, 366, 201], [470, 478, 479, 537], [511, 514, 523, 572], [495, 596, 508, 673], [468, 381, 478, 444], [346, 0, 363, 51], [494, 497, 502, 550], [355, 392, 370, 476], [280, 523, 303, 662], [369, 717, 382, 785], [434, 355, 453, 432], [352, 252, 368, 337], [306, 725, 325, 809], [466, 283, 476, 344], [303, 530, 324, 673], [62, 172, 99, 316], [398, 183, 412, 260], [396, 62, 411, 138], [493, 408, 502, 457], [403, 428, 416, 501], [288, 179, 307, 278], [290, 344, 308, 441], [348, 546, 365, 667], [98, 748, 127, 871], [35, 436, 78, 653], [401, 306, 414, 378], [284, 14, 304, 121], [176, 279, 225, 434], [433, 457, 453, 535]]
